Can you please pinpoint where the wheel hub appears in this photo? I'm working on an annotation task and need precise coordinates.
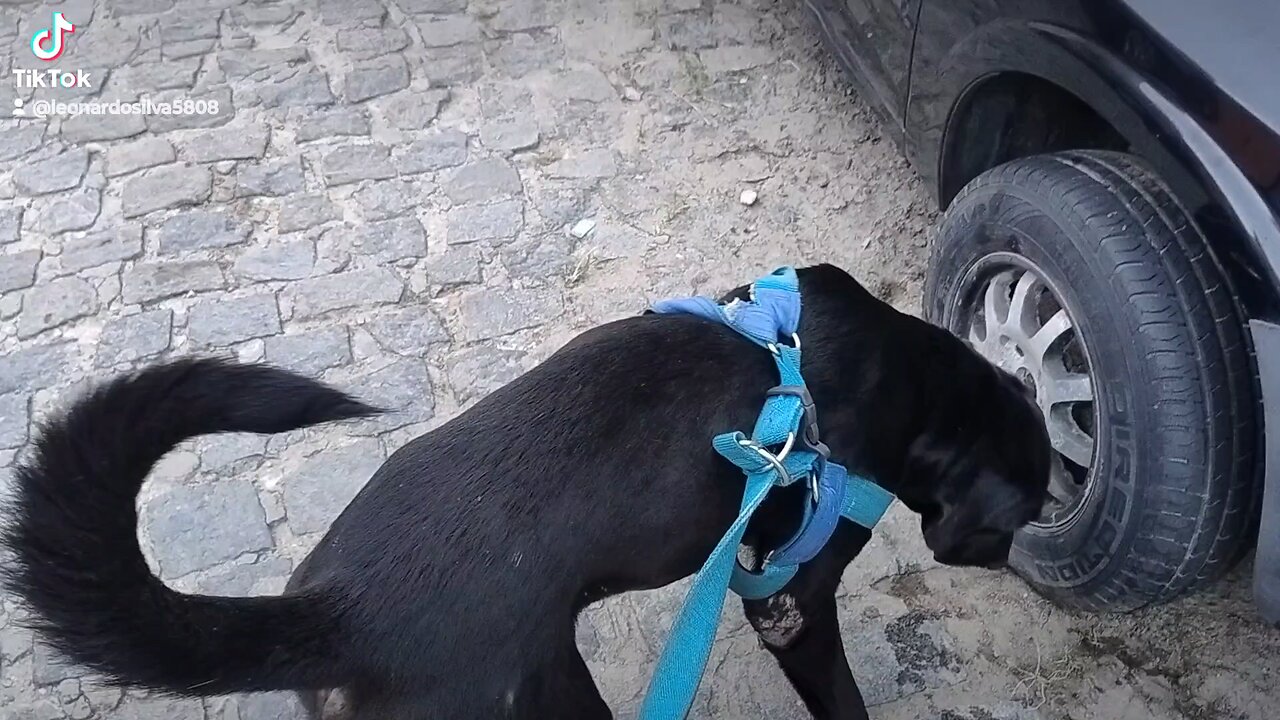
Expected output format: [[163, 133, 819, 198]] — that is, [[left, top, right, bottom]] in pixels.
[[962, 264, 1098, 528]]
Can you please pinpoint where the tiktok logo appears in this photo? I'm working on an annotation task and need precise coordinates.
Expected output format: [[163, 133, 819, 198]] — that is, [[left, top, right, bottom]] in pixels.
[[31, 11, 75, 62]]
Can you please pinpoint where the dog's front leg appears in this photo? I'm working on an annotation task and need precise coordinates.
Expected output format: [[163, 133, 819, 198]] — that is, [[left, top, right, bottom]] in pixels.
[[742, 525, 870, 720]]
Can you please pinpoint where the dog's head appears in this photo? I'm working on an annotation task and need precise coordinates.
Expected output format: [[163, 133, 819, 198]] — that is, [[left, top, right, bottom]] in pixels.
[[895, 336, 1052, 569]]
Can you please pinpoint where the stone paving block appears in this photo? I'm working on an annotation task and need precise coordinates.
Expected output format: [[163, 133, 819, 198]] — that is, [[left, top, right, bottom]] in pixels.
[[122, 260, 224, 303], [0, 207, 24, 245], [547, 148, 619, 179], [444, 158, 522, 205], [144, 87, 236, 132], [425, 245, 484, 288], [345, 57, 411, 103], [121, 164, 213, 218], [447, 345, 525, 404], [331, 217, 428, 262], [447, 199, 525, 245], [337, 27, 412, 60], [233, 238, 317, 281], [279, 193, 341, 232], [286, 268, 404, 319], [61, 108, 147, 144], [399, 0, 468, 13], [264, 327, 352, 377], [27, 187, 101, 235], [417, 14, 482, 47], [347, 359, 436, 431], [364, 307, 450, 355], [95, 309, 173, 367], [395, 129, 469, 174], [179, 124, 271, 163], [143, 479, 273, 578], [353, 179, 423, 221], [105, 137, 176, 178], [0, 392, 28, 450], [192, 555, 291, 597], [199, 433, 270, 475], [13, 150, 89, 196], [283, 437, 386, 535], [156, 210, 251, 254], [321, 144, 397, 186], [186, 294, 281, 349], [0, 125, 46, 163], [17, 276, 99, 339], [49, 225, 143, 275], [481, 119, 541, 153], [236, 156, 306, 198], [0, 250, 39, 293], [0, 343, 73, 394], [456, 287, 562, 342], [380, 89, 450, 130], [250, 71, 337, 108], [295, 109, 371, 142]]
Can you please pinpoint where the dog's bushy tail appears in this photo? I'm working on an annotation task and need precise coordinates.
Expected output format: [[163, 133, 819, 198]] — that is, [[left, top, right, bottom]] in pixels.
[[2, 358, 379, 695]]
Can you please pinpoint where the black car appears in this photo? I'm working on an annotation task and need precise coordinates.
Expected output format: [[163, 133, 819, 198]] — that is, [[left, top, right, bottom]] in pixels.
[[808, 0, 1280, 622]]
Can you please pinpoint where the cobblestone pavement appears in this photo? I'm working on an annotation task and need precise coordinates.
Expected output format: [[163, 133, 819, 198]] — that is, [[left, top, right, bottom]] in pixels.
[[2, 0, 1279, 718]]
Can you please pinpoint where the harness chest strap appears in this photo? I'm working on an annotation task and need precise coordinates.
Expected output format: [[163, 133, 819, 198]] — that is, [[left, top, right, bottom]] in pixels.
[[638, 267, 894, 720]]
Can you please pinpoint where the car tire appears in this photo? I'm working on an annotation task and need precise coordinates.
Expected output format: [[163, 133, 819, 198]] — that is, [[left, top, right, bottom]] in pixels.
[[924, 150, 1259, 611]]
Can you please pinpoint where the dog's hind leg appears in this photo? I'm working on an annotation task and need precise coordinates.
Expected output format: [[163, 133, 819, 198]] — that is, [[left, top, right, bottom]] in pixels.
[[742, 524, 872, 720], [509, 636, 612, 720]]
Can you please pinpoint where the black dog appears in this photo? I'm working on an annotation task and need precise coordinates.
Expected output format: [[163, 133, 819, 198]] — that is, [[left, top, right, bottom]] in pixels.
[[3, 264, 1049, 719]]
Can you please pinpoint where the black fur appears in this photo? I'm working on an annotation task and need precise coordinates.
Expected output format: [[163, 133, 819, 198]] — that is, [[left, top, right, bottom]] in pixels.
[[2, 265, 1050, 719]]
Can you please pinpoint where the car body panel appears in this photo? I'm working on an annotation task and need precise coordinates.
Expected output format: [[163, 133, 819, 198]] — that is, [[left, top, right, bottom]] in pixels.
[[810, 0, 1280, 621]]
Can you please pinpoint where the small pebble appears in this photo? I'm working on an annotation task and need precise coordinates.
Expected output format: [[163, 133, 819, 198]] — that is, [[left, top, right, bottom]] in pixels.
[[623, 87, 642, 102], [739, 189, 758, 206], [569, 218, 596, 239]]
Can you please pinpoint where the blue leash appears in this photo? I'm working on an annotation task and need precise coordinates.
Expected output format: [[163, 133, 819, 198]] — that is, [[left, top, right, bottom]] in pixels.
[[638, 267, 895, 720]]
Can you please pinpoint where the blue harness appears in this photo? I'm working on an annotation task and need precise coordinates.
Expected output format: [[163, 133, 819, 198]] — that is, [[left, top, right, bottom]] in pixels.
[[638, 266, 895, 720]]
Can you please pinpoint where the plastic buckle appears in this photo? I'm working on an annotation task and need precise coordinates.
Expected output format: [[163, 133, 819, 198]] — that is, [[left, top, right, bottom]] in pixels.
[[766, 384, 829, 500]]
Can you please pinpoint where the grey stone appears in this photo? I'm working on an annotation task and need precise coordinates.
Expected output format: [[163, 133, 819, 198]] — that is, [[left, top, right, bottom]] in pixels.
[[321, 144, 397, 186], [263, 327, 352, 377], [353, 179, 421, 221], [157, 210, 251, 254], [250, 72, 336, 109], [193, 556, 291, 597], [164, 38, 218, 60], [419, 43, 485, 85], [396, 130, 469, 174], [0, 392, 28, 449], [380, 89, 449, 130], [456, 288, 561, 341], [121, 164, 213, 218], [95, 310, 172, 367], [344, 57, 410, 103], [113, 697, 206, 720], [417, 15, 481, 47], [425, 245, 483, 288], [589, 222, 656, 260], [230, 693, 307, 720], [144, 87, 236, 132], [236, 157, 305, 198], [295, 110, 370, 142], [0, 125, 46, 162], [337, 28, 411, 59], [28, 188, 101, 235], [0, 207, 23, 244], [487, 0, 554, 34], [0, 343, 73, 394], [447, 345, 525, 403], [481, 119, 540, 152], [279, 193, 340, 233], [0, 250, 39, 293], [13, 150, 89, 196], [233, 239, 316, 281], [112, 0, 175, 16], [318, 0, 386, 25], [112, 59, 200, 92], [556, 68, 617, 103], [187, 294, 281, 349], [444, 158, 522, 205], [51, 225, 143, 275], [219, 48, 312, 80], [699, 46, 775, 74], [198, 433, 268, 473], [180, 125, 270, 163], [365, 307, 449, 355], [230, 5, 301, 26], [287, 268, 403, 319], [283, 438, 385, 535], [18, 276, 99, 338], [61, 109, 146, 143], [144, 479, 272, 579], [33, 642, 90, 686], [500, 232, 575, 281], [327, 217, 427, 262], [400, 0, 467, 13], [122, 260, 224, 303], [447, 199, 524, 245], [105, 137, 176, 178], [348, 359, 435, 430], [486, 32, 564, 79], [547, 148, 618, 179]]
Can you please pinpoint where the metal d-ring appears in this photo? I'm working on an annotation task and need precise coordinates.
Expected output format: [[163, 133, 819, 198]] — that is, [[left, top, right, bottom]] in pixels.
[[767, 333, 802, 356], [737, 437, 792, 485]]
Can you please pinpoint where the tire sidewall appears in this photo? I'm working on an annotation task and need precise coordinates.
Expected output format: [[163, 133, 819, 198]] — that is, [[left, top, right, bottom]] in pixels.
[[927, 185, 1155, 607]]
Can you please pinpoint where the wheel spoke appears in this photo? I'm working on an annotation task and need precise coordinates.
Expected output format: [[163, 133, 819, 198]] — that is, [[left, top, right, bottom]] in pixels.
[[1045, 458, 1078, 507], [1049, 409, 1094, 467], [983, 272, 1014, 328], [1028, 308, 1073, 361], [1008, 271, 1043, 341], [1046, 371, 1093, 405]]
